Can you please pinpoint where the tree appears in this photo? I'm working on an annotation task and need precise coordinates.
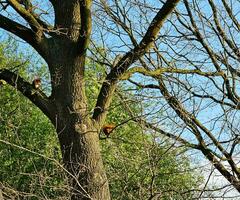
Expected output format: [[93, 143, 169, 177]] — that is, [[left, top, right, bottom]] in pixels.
[[1, 0, 239, 199], [0, 42, 202, 199], [0, 0, 180, 199]]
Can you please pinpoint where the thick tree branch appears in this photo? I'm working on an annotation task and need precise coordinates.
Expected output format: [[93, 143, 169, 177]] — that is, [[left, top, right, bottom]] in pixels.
[[7, 0, 41, 32], [93, 0, 180, 124], [7, 0, 55, 35], [78, 0, 92, 53], [0, 14, 48, 58], [120, 66, 223, 80], [0, 69, 56, 123]]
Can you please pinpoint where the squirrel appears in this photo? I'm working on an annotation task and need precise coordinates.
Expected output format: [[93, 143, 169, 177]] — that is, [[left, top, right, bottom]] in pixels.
[[32, 77, 41, 89], [102, 124, 116, 137]]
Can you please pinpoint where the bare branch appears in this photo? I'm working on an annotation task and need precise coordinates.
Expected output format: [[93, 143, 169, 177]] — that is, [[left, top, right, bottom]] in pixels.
[[221, 0, 240, 31], [93, 0, 180, 124], [99, 0, 138, 46]]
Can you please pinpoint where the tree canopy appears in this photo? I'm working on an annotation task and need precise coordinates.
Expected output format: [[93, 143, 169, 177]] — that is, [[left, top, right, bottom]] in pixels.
[[0, 0, 240, 199]]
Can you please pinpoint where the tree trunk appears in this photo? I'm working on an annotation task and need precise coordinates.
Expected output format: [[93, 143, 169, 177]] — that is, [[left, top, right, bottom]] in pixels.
[[57, 119, 110, 200], [48, 50, 111, 199], [39, 1, 111, 197]]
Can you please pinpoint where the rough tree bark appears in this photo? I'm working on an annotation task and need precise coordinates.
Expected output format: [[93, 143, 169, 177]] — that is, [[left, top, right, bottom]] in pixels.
[[0, 0, 180, 199]]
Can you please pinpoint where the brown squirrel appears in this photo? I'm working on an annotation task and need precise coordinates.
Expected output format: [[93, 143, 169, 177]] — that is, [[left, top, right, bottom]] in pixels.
[[102, 124, 115, 137], [32, 77, 41, 89]]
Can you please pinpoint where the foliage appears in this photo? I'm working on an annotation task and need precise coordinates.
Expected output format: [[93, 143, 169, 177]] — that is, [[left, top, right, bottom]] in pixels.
[[0, 43, 66, 199]]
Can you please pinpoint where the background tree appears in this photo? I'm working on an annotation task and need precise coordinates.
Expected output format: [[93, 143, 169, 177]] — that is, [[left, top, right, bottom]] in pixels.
[[0, 0, 180, 199]]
